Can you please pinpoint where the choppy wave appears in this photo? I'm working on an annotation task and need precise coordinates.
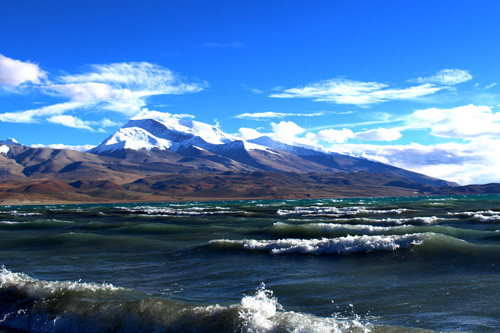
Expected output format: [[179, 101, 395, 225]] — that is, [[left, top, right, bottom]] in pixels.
[[114, 205, 244, 216], [447, 210, 500, 222], [276, 206, 409, 217], [0, 210, 41, 217], [0, 267, 373, 332], [268, 222, 492, 240], [210, 234, 428, 255]]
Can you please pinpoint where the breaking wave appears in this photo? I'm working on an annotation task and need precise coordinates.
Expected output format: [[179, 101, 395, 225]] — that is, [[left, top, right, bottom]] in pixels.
[[209, 234, 428, 255], [276, 206, 410, 217], [0, 267, 373, 332], [113, 205, 244, 216], [268, 222, 492, 240]]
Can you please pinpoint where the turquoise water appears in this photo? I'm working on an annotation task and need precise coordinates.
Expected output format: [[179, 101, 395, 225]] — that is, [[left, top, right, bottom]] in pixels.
[[1, 195, 500, 332]]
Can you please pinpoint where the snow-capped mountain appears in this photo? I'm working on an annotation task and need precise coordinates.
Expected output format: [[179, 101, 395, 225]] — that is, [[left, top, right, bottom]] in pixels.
[[0, 138, 22, 156], [0, 138, 22, 146], [90, 110, 454, 187], [92, 110, 238, 154]]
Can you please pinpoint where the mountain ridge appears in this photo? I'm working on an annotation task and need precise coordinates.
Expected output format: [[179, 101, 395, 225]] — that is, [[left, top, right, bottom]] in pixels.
[[6, 110, 500, 205], [90, 110, 454, 188]]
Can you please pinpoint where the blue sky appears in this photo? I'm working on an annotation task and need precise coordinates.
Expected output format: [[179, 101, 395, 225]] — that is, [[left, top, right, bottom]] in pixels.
[[1, 0, 500, 184]]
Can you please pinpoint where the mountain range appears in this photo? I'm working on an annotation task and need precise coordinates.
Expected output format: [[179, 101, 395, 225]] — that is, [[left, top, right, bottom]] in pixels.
[[1, 110, 498, 205]]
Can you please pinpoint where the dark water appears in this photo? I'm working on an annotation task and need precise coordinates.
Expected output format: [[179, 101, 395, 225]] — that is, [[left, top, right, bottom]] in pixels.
[[1, 195, 500, 332]]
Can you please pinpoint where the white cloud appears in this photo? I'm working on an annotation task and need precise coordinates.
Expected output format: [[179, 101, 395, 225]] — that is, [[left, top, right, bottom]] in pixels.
[[54, 62, 207, 115], [0, 54, 47, 87], [48, 82, 121, 103], [330, 139, 500, 185], [132, 109, 196, 122], [171, 113, 195, 119], [235, 111, 327, 120], [238, 127, 263, 140], [0, 102, 84, 123], [311, 128, 355, 143], [0, 59, 207, 129], [44, 114, 122, 132], [60, 62, 206, 97], [356, 128, 402, 141], [413, 69, 472, 85], [408, 104, 500, 139], [31, 143, 96, 152], [47, 115, 94, 131], [485, 83, 497, 90], [270, 79, 443, 106], [99, 118, 122, 128], [270, 121, 305, 141]]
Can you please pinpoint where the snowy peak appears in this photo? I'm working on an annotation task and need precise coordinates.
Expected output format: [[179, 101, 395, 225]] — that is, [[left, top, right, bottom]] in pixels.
[[92, 110, 236, 154], [0, 138, 22, 146], [130, 110, 234, 145], [0, 138, 22, 155], [88, 111, 455, 188], [93, 127, 174, 153]]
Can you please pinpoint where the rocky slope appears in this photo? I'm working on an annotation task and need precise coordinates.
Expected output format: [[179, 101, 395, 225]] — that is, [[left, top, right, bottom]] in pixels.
[[91, 110, 455, 187], [7, 110, 499, 205]]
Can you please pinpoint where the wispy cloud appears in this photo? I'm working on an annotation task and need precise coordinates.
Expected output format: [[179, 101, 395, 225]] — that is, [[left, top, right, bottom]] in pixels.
[[46, 115, 122, 132], [47, 115, 94, 131], [0, 102, 84, 123], [355, 128, 402, 141], [475, 82, 498, 91], [270, 79, 443, 106], [250, 88, 264, 94], [235, 111, 329, 120], [412, 69, 472, 85], [485, 83, 498, 90], [270, 69, 472, 106], [204, 42, 244, 48], [0, 56, 207, 130], [0, 54, 47, 87]]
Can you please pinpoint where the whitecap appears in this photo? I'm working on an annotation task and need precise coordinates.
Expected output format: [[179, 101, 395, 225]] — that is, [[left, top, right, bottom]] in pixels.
[[212, 234, 428, 255], [0, 266, 123, 297]]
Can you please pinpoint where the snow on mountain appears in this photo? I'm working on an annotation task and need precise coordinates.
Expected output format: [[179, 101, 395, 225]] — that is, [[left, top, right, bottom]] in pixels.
[[0, 138, 21, 146], [248, 136, 327, 156], [91, 110, 275, 155], [94, 127, 174, 152], [86, 111, 456, 187], [131, 110, 235, 145]]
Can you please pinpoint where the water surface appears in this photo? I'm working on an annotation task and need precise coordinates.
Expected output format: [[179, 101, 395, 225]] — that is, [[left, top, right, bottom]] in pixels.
[[1, 195, 500, 332]]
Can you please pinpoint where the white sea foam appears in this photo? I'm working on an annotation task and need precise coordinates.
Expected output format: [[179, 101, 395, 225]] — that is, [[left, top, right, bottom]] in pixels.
[[273, 222, 403, 234], [236, 284, 372, 332], [448, 210, 500, 222], [0, 266, 123, 297], [282, 215, 439, 225], [474, 214, 500, 222], [0, 268, 373, 333], [345, 216, 439, 225], [6, 211, 41, 217], [277, 206, 409, 217], [191, 284, 372, 333], [375, 216, 439, 225], [115, 205, 242, 216], [212, 234, 427, 255]]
